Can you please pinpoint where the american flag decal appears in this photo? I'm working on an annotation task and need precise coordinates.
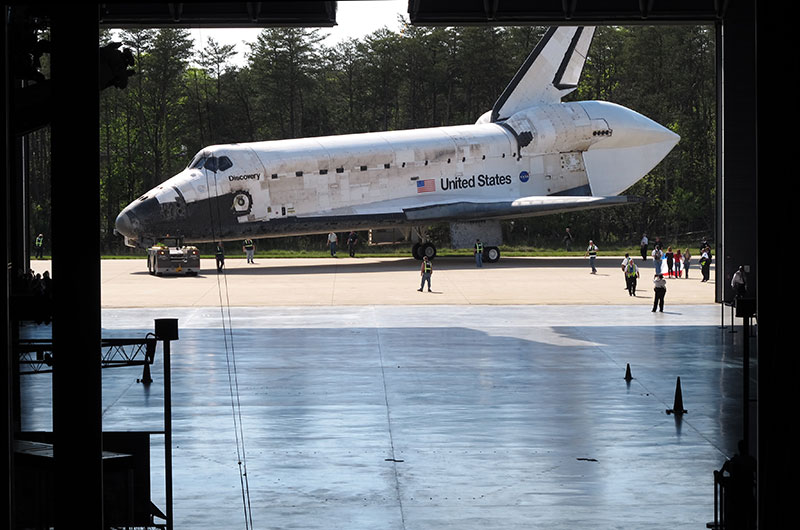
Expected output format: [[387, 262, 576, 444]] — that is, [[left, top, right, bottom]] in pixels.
[[416, 179, 435, 193]]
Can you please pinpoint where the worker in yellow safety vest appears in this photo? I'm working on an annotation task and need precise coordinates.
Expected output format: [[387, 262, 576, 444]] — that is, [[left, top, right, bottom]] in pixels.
[[34, 233, 44, 259], [242, 238, 255, 263], [418, 256, 432, 292], [625, 258, 640, 297], [474, 239, 484, 267]]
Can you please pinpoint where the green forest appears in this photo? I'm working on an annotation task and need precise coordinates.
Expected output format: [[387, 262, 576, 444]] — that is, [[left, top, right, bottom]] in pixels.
[[28, 23, 716, 254]]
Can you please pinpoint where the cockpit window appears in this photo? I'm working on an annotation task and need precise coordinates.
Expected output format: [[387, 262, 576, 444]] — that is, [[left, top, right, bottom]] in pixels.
[[187, 154, 233, 172], [189, 155, 206, 169], [203, 156, 218, 172], [218, 156, 233, 171]]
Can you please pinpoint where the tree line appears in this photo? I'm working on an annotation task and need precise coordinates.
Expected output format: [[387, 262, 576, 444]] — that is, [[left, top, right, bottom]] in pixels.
[[28, 23, 716, 253]]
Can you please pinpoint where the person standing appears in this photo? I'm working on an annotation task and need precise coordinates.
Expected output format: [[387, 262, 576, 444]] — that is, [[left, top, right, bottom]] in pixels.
[[418, 256, 432, 292], [652, 274, 666, 312], [620, 253, 631, 289], [665, 247, 674, 277], [674, 248, 683, 278], [34, 233, 44, 259], [731, 266, 747, 298], [651, 245, 663, 274], [700, 245, 711, 282], [625, 258, 640, 296], [215, 242, 225, 272], [347, 231, 358, 257], [639, 234, 648, 260], [563, 228, 573, 251], [474, 239, 484, 267], [242, 238, 255, 263], [327, 232, 338, 257], [683, 249, 692, 278], [585, 240, 598, 274]]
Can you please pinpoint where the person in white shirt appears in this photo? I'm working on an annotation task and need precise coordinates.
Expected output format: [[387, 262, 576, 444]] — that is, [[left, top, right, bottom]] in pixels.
[[731, 266, 746, 297], [620, 253, 631, 289], [700, 245, 712, 282], [327, 232, 338, 257], [651, 246, 663, 274], [585, 240, 598, 274], [652, 274, 667, 312]]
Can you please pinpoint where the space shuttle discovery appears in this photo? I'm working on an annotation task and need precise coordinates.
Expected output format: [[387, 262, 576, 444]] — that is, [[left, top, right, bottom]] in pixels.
[[116, 26, 679, 262]]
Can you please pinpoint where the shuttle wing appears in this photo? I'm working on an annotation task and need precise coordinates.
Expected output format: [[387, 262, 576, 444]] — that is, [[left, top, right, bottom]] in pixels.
[[491, 26, 595, 122], [402, 194, 636, 221], [300, 193, 638, 223]]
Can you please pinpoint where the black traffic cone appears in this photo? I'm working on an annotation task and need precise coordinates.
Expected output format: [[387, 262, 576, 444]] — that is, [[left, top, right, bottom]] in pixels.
[[666, 376, 687, 415], [624, 363, 633, 382]]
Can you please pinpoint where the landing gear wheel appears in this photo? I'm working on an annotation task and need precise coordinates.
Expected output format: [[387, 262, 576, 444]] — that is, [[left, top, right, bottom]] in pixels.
[[420, 242, 437, 260], [412, 242, 422, 260], [485, 246, 500, 263]]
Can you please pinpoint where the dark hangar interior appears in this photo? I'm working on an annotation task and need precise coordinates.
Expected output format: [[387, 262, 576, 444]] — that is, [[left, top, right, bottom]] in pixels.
[[2, 1, 781, 528]]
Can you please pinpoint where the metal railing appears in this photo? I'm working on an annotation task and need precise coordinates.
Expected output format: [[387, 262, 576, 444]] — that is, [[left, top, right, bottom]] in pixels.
[[708, 461, 757, 530], [16, 335, 158, 382]]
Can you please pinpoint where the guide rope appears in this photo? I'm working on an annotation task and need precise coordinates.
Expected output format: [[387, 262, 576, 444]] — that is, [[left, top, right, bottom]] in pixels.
[[203, 164, 254, 529]]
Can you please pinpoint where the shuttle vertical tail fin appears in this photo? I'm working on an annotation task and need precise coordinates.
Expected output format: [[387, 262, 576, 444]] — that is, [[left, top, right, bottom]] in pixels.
[[491, 26, 595, 122]]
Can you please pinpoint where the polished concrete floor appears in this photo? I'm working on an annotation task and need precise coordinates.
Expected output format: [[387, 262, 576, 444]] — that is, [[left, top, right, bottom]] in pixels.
[[19, 301, 754, 529]]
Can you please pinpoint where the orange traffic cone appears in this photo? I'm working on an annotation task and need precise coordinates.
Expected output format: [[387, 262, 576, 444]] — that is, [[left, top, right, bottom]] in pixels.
[[666, 376, 687, 415]]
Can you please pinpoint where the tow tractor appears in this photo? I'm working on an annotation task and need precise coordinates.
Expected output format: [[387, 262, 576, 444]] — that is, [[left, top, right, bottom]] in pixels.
[[146, 236, 200, 276]]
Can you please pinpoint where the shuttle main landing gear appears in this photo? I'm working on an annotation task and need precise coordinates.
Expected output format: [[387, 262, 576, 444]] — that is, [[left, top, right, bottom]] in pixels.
[[485, 246, 501, 263], [409, 225, 500, 262], [411, 242, 501, 262], [412, 241, 437, 260]]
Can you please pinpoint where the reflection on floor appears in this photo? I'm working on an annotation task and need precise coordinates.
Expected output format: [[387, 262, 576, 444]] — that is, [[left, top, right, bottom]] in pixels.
[[20, 304, 754, 529]]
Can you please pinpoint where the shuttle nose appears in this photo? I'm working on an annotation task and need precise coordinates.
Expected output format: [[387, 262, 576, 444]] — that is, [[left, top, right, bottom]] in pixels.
[[115, 195, 160, 245], [115, 210, 135, 239], [581, 101, 679, 196], [115, 192, 178, 247]]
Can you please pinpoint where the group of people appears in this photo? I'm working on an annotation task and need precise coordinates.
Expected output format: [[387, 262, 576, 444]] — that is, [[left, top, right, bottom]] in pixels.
[[327, 231, 360, 257], [214, 231, 365, 273], [12, 268, 53, 324], [13, 268, 53, 299], [642, 234, 714, 282], [213, 231, 718, 306], [618, 253, 667, 311], [213, 238, 258, 272], [618, 236, 715, 312], [419, 238, 488, 292], [650, 244, 693, 279]]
